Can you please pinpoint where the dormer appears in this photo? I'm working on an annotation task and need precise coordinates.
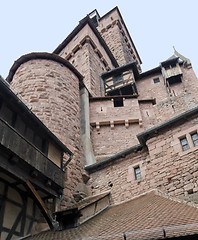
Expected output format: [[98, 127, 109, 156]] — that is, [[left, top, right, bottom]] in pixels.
[[161, 56, 183, 85], [101, 62, 139, 96]]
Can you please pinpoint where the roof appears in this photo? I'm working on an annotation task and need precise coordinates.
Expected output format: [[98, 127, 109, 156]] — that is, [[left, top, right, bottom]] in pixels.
[[6, 52, 84, 84], [53, 16, 118, 68], [26, 190, 198, 240], [100, 61, 139, 80], [56, 191, 110, 213], [85, 144, 142, 173]]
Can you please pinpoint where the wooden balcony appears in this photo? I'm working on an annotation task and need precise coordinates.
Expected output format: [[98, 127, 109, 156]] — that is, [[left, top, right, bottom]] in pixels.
[[101, 62, 139, 96], [0, 117, 64, 195]]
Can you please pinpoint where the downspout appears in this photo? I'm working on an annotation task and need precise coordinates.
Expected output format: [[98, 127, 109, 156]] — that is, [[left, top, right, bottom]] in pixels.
[[99, 74, 104, 96], [160, 64, 170, 99], [58, 153, 74, 211]]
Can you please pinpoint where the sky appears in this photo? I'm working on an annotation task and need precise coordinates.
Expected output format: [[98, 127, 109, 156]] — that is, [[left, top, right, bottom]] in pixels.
[[1, 0, 198, 79]]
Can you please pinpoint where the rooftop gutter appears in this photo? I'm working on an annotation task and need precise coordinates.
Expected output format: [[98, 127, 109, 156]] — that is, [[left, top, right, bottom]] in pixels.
[[137, 105, 198, 146], [85, 144, 143, 173], [86, 105, 198, 173]]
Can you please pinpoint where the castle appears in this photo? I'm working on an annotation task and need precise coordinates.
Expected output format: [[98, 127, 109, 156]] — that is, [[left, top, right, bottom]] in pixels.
[[1, 6, 198, 240]]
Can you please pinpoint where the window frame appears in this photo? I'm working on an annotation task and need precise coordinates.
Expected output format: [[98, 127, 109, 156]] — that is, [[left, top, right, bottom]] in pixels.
[[191, 132, 198, 147], [180, 136, 189, 151], [134, 166, 141, 180]]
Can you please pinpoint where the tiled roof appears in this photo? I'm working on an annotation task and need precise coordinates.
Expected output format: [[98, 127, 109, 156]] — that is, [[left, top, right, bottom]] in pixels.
[[56, 191, 110, 212], [27, 191, 198, 240]]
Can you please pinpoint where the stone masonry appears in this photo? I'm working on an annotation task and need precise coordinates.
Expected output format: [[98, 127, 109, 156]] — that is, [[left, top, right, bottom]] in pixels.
[[87, 114, 198, 205], [10, 56, 87, 205]]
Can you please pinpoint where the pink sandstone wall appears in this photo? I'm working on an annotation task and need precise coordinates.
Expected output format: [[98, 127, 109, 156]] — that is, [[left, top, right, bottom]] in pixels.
[[136, 74, 167, 103], [136, 65, 198, 125], [90, 98, 143, 159], [98, 8, 141, 70], [10, 58, 86, 206], [58, 23, 115, 96], [88, 114, 198, 205]]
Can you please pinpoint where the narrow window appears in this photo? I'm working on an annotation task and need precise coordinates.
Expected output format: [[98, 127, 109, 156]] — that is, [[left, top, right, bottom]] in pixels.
[[153, 78, 160, 84], [134, 166, 141, 180], [180, 137, 189, 151], [191, 133, 198, 147]]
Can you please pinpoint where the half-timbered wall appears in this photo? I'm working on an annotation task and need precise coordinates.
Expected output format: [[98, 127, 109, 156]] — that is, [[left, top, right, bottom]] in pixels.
[[0, 171, 40, 240]]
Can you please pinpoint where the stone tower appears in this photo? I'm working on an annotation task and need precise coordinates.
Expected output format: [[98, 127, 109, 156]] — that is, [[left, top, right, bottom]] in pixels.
[[8, 53, 88, 206]]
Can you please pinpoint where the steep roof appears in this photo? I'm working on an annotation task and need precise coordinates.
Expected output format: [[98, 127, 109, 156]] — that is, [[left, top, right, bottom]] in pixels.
[[27, 190, 198, 240]]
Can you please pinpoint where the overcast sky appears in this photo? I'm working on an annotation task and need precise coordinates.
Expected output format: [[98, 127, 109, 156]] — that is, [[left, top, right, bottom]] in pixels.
[[1, 0, 198, 78]]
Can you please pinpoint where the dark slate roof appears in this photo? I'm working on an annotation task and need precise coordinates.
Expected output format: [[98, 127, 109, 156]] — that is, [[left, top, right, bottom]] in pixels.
[[6, 52, 84, 84], [27, 190, 198, 240], [166, 54, 178, 61]]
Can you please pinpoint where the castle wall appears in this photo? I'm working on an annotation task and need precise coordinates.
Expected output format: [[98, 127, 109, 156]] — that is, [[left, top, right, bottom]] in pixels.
[[136, 73, 167, 103], [139, 102, 157, 130], [98, 8, 141, 70], [90, 98, 142, 159], [58, 23, 115, 96], [136, 66, 198, 125], [10, 58, 86, 205], [91, 124, 140, 160], [88, 114, 198, 205]]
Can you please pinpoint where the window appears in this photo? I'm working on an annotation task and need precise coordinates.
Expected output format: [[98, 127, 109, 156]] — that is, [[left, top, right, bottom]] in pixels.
[[134, 166, 141, 180], [171, 63, 177, 68], [153, 78, 160, 84], [113, 74, 122, 85], [191, 133, 198, 147], [180, 137, 189, 151], [113, 98, 124, 107], [165, 65, 170, 70]]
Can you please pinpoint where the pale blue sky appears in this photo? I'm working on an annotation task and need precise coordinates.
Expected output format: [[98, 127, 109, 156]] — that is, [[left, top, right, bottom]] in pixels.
[[1, 0, 198, 78]]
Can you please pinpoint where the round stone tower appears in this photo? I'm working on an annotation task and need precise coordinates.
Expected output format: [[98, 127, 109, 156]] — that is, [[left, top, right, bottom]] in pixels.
[[7, 53, 87, 205]]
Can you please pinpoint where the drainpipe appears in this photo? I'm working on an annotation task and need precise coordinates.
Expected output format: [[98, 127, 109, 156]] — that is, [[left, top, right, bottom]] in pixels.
[[99, 75, 104, 96], [62, 153, 74, 170], [160, 64, 170, 99], [58, 153, 73, 211]]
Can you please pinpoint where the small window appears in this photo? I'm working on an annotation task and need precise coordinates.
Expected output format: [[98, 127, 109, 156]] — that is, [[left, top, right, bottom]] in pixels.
[[171, 63, 177, 68], [114, 98, 124, 107], [134, 166, 141, 180], [191, 133, 198, 147], [180, 137, 189, 151], [113, 74, 122, 85], [165, 65, 170, 70], [153, 78, 160, 84]]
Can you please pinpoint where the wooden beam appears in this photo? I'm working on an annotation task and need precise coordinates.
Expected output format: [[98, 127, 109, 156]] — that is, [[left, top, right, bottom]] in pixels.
[[26, 180, 58, 230]]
